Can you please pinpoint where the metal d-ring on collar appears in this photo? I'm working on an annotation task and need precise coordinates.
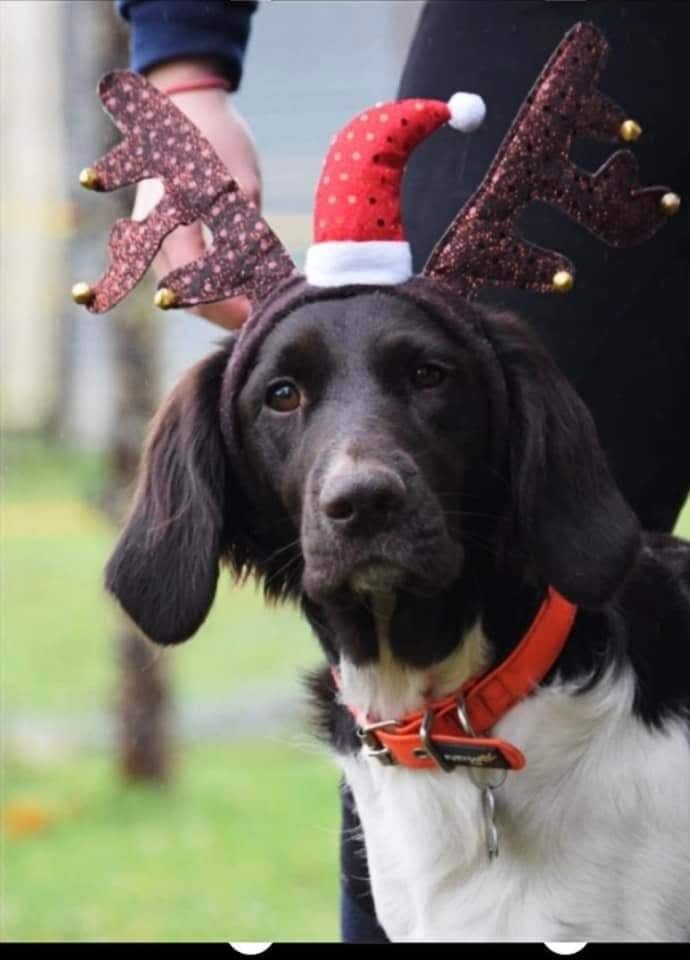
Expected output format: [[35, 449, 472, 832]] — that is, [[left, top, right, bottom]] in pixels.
[[456, 692, 476, 738], [418, 694, 480, 775], [456, 693, 508, 790], [419, 709, 455, 772]]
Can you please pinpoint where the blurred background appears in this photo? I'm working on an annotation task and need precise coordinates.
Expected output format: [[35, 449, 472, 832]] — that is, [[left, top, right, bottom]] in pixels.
[[2, 0, 689, 946], [1, 0, 423, 942]]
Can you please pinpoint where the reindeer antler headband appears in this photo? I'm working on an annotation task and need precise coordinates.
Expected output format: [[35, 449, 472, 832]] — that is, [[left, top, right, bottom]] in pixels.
[[72, 22, 680, 313]]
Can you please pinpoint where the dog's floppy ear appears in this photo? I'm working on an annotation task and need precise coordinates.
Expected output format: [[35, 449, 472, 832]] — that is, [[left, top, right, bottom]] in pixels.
[[105, 339, 247, 645], [490, 312, 640, 608]]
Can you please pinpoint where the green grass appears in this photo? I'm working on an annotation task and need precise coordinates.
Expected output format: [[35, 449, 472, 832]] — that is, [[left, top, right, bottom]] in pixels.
[[3, 742, 340, 942], [1, 436, 318, 715], [1, 434, 338, 942], [1, 518, 318, 714], [1, 433, 106, 504]]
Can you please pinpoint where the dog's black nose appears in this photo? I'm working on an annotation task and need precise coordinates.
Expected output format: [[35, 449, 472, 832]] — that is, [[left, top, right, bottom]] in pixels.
[[320, 466, 406, 533]]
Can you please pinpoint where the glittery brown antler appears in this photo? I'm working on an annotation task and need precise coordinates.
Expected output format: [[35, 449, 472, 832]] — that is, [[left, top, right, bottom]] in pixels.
[[72, 71, 295, 313], [423, 22, 680, 298]]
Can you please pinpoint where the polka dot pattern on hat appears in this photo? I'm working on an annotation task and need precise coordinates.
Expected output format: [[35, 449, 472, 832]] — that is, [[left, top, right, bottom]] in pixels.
[[313, 99, 451, 244]]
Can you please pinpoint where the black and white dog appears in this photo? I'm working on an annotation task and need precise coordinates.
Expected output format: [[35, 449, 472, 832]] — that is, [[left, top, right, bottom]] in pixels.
[[105, 276, 690, 942]]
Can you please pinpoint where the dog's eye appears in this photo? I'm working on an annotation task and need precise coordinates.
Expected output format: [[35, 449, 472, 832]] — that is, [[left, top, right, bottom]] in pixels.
[[265, 380, 301, 412], [410, 363, 447, 389]]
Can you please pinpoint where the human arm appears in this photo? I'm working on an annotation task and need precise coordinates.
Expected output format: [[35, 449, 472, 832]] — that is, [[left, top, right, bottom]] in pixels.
[[116, 1, 259, 329]]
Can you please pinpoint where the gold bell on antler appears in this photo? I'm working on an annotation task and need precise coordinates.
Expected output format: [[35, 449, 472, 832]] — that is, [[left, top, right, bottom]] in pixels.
[[660, 192, 681, 216], [71, 281, 93, 305], [154, 287, 177, 310], [552, 270, 574, 294], [79, 167, 101, 190], [619, 119, 642, 143]]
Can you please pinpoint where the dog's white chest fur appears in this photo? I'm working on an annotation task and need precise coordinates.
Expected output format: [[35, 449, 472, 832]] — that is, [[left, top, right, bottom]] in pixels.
[[339, 654, 690, 942]]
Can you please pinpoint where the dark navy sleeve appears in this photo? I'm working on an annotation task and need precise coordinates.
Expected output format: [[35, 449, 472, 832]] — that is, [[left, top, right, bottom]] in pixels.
[[115, 1, 257, 88]]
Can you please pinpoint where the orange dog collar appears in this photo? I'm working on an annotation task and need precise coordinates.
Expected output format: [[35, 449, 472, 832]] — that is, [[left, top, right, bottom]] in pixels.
[[335, 587, 577, 772]]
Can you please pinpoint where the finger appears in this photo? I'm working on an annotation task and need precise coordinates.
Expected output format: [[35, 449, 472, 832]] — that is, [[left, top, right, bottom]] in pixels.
[[160, 221, 207, 270], [153, 220, 206, 285], [131, 177, 164, 222], [190, 296, 251, 331], [133, 178, 172, 276], [230, 157, 262, 209]]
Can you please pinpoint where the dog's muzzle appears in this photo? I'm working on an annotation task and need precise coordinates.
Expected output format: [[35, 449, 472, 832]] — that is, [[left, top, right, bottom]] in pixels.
[[301, 450, 463, 602]]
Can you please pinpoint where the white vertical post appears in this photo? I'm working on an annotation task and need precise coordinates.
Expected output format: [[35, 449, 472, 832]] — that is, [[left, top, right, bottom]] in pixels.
[[0, 0, 67, 430]]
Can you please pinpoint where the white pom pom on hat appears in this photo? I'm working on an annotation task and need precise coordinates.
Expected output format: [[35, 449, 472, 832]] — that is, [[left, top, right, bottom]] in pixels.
[[447, 92, 487, 133], [306, 91, 486, 287]]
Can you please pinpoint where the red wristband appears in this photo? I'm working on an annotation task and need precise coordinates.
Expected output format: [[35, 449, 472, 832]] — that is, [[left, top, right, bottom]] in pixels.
[[160, 76, 231, 96]]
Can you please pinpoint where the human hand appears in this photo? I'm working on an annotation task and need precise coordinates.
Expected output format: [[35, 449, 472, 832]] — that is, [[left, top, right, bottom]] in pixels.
[[133, 59, 261, 330]]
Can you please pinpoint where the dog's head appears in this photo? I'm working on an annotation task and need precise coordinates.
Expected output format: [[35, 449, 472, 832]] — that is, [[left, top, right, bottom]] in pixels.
[[105, 277, 640, 663]]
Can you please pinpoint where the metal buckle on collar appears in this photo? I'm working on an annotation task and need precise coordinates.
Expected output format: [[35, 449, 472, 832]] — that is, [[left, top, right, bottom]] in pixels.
[[356, 719, 398, 766]]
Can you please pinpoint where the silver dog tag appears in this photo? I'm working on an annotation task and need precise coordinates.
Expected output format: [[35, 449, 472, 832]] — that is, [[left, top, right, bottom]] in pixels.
[[481, 785, 500, 861]]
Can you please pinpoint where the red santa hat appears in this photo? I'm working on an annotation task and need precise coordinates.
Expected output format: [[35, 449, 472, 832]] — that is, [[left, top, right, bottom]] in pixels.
[[304, 92, 486, 287]]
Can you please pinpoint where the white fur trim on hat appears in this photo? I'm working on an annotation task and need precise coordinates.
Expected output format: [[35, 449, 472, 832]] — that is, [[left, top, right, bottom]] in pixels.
[[447, 92, 486, 133], [305, 241, 413, 287]]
